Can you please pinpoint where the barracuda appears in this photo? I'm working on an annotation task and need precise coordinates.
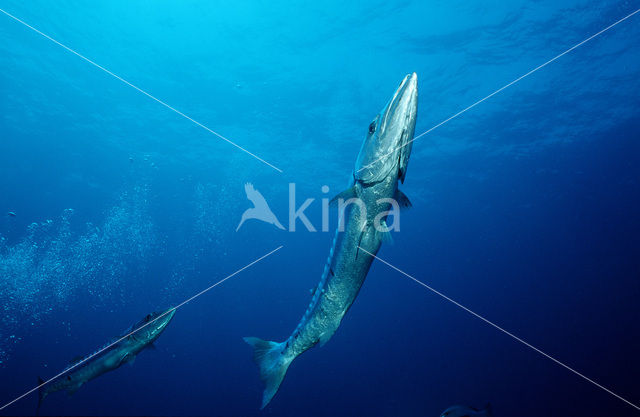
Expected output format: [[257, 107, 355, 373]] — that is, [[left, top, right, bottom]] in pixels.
[[37, 308, 176, 408], [245, 73, 418, 408]]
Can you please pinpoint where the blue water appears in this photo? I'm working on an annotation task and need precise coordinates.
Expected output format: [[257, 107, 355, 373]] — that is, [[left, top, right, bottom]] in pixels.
[[1, 1, 639, 416]]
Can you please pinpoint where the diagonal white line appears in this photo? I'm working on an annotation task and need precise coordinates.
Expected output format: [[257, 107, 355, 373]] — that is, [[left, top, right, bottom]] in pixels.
[[358, 246, 640, 412], [0, 8, 283, 173], [357, 8, 640, 174], [0, 245, 283, 412]]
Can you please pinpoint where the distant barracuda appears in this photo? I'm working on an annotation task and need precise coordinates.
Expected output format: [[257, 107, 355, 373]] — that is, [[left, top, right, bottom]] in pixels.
[[37, 308, 176, 407], [440, 403, 493, 417], [245, 73, 418, 408]]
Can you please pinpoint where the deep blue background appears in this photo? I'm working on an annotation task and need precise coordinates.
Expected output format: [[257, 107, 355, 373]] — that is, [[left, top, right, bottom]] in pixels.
[[1, 1, 639, 416]]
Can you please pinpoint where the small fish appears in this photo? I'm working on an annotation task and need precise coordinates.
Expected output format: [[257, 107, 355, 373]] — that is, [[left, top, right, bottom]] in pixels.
[[7, 211, 16, 217], [440, 403, 492, 417], [37, 308, 176, 410]]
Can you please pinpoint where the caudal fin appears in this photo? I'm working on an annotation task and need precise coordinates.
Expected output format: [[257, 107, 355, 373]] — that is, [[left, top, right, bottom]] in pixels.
[[243, 337, 293, 409]]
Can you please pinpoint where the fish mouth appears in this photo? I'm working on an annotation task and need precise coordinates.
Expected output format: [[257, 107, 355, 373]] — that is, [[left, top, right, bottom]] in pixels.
[[394, 72, 417, 107], [378, 72, 418, 180], [155, 308, 177, 332], [387, 72, 418, 145], [390, 72, 417, 182]]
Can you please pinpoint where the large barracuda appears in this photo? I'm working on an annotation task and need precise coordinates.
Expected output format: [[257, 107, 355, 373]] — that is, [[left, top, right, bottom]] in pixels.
[[245, 73, 418, 408], [37, 308, 176, 407]]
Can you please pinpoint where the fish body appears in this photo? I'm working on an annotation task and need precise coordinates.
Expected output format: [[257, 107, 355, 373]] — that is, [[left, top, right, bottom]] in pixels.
[[245, 73, 418, 408], [38, 308, 176, 406], [441, 403, 493, 417]]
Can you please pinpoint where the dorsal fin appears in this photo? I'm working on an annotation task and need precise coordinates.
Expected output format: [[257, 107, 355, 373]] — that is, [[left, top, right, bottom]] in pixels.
[[329, 186, 357, 206], [68, 355, 84, 366], [292, 222, 341, 336]]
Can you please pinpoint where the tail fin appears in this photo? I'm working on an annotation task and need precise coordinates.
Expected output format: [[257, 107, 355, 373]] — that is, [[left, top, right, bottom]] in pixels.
[[37, 377, 46, 413], [243, 337, 293, 409]]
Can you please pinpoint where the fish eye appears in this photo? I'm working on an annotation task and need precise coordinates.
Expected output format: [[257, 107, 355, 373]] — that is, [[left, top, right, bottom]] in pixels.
[[368, 120, 376, 134]]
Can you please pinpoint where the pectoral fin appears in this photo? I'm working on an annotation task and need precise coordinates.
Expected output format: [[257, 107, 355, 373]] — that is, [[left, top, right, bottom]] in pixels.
[[67, 382, 83, 396], [394, 189, 412, 209], [119, 353, 135, 366]]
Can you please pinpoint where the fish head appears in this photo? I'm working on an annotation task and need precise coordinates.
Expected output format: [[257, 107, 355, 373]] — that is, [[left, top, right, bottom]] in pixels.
[[440, 407, 458, 417], [439, 405, 482, 417], [134, 307, 176, 342], [355, 72, 418, 185]]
